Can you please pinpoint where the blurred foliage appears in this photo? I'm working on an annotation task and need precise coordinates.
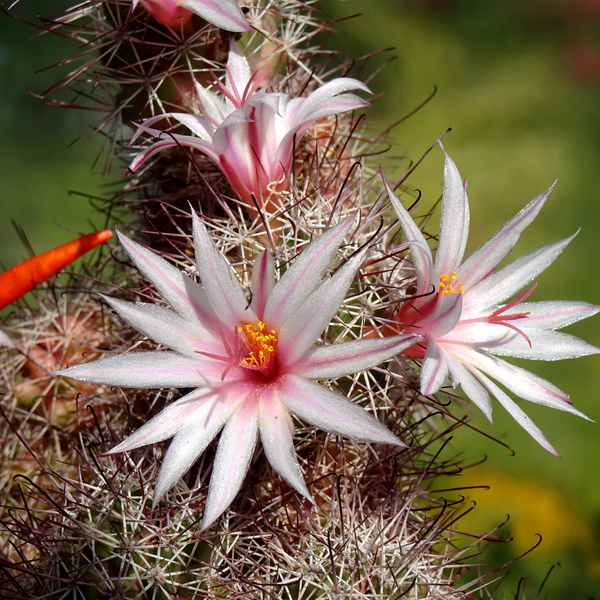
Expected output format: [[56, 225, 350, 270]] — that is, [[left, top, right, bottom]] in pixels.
[[3, 0, 600, 596], [321, 0, 600, 596], [0, 0, 109, 270]]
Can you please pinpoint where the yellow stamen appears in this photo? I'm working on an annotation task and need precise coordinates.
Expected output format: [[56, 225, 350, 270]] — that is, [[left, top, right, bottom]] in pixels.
[[237, 321, 278, 370], [439, 272, 464, 296]]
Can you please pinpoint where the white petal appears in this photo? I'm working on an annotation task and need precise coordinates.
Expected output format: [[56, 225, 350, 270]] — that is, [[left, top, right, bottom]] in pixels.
[[106, 387, 218, 454], [152, 386, 247, 507], [470, 369, 559, 455], [459, 185, 552, 289], [129, 132, 219, 172], [117, 231, 216, 328], [226, 40, 252, 98], [58, 351, 219, 389], [202, 398, 259, 529], [171, 112, 215, 140], [434, 154, 470, 275], [294, 334, 419, 380], [280, 374, 405, 447], [516, 300, 600, 330], [452, 346, 589, 418], [178, 0, 250, 32], [444, 350, 494, 421], [420, 338, 450, 396], [192, 212, 252, 329], [286, 78, 371, 129], [196, 83, 231, 125], [278, 247, 368, 365], [258, 386, 312, 500], [264, 214, 356, 327], [486, 329, 599, 361], [103, 296, 216, 356], [250, 251, 274, 320], [465, 233, 577, 312], [383, 175, 434, 297]]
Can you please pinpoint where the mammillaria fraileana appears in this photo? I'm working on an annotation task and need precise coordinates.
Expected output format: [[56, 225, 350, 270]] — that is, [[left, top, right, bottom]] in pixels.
[[383, 153, 599, 453], [58, 213, 419, 529]]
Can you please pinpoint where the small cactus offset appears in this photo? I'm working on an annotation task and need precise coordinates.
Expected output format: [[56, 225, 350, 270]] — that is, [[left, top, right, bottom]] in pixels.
[[1, 1, 598, 599]]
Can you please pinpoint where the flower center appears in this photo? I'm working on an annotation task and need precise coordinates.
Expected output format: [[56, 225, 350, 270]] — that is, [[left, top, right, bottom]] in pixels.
[[237, 321, 278, 371], [439, 272, 464, 296]]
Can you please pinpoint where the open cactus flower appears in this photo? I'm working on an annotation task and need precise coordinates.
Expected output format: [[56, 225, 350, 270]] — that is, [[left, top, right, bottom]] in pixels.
[[384, 153, 599, 454], [58, 213, 419, 529], [129, 40, 371, 211]]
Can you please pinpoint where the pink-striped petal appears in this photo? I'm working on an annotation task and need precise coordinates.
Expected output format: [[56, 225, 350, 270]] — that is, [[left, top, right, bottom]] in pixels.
[[465, 233, 577, 313], [258, 386, 312, 500], [444, 351, 494, 421], [196, 83, 232, 125], [192, 212, 252, 328], [434, 154, 470, 275], [515, 300, 600, 330], [280, 374, 405, 447], [117, 231, 216, 328], [420, 338, 449, 396], [278, 247, 368, 365], [452, 346, 589, 418], [419, 293, 463, 338], [293, 334, 420, 380], [225, 39, 252, 97], [202, 398, 259, 529], [287, 78, 371, 129], [383, 175, 434, 297], [471, 369, 559, 455], [152, 386, 248, 506], [130, 132, 219, 172], [102, 296, 217, 356], [170, 113, 215, 140], [458, 185, 553, 289], [250, 251, 274, 320], [485, 329, 599, 361], [264, 214, 356, 327], [58, 351, 220, 389], [105, 387, 218, 454]]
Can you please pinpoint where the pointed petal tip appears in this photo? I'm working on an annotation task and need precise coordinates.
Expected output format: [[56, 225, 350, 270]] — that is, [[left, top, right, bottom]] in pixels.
[[372, 428, 409, 449], [116, 228, 135, 250], [200, 504, 225, 532], [55, 366, 78, 380], [392, 437, 410, 450], [151, 494, 162, 511]]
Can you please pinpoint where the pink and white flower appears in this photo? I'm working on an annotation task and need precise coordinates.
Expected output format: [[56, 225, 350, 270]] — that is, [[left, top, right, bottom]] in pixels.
[[129, 41, 370, 209], [383, 153, 599, 454], [133, 0, 250, 31], [58, 214, 418, 529]]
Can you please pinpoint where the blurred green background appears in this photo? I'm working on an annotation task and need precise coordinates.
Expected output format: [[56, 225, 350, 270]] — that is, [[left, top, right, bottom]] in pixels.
[[2, 0, 600, 597], [0, 0, 107, 270]]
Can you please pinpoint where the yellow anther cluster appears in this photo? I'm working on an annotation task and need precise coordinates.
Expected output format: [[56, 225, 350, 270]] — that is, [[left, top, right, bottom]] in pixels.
[[237, 321, 278, 369], [439, 272, 464, 296]]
